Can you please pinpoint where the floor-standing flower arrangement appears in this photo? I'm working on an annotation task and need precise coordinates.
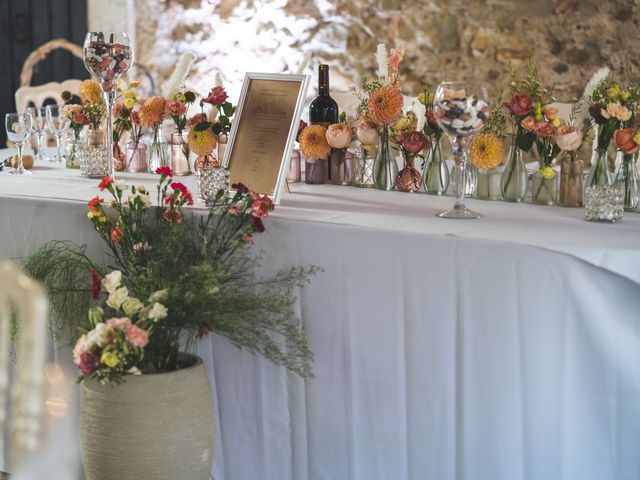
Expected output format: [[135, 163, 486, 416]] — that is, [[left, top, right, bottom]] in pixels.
[[353, 44, 405, 190]]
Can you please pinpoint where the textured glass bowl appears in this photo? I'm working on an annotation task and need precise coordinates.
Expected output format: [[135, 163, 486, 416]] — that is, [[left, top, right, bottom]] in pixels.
[[584, 185, 624, 223]]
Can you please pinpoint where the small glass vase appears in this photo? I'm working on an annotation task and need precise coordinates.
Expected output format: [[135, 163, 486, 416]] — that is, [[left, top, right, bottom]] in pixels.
[[450, 160, 477, 197], [197, 166, 230, 206], [559, 155, 584, 207], [474, 167, 503, 201], [352, 146, 376, 188], [584, 184, 624, 222], [373, 127, 398, 191], [423, 138, 449, 195], [66, 131, 82, 169], [148, 125, 170, 173], [80, 126, 109, 178], [125, 141, 148, 173], [532, 170, 559, 205], [614, 150, 640, 212], [396, 152, 422, 192], [330, 149, 353, 186], [113, 141, 126, 172], [287, 149, 301, 183], [170, 131, 191, 176], [305, 157, 327, 184], [194, 154, 218, 171], [217, 132, 228, 164], [585, 148, 612, 193], [500, 142, 528, 202]]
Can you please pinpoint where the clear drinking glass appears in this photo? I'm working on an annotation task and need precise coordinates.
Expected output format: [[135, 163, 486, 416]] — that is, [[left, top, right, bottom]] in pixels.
[[433, 82, 489, 219], [5, 113, 33, 175], [26, 106, 50, 162], [83, 32, 132, 177], [45, 105, 70, 163]]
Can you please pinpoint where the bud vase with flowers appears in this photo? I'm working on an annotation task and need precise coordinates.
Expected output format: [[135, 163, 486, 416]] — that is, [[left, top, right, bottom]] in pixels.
[[392, 111, 430, 192], [327, 113, 354, 185], [166, 89, 196, 175], [419, 85, 449, 195], [613, 128, 640, 211], [299, 124, 330, 184], [113, 80, 147, 172], [140, 95, 169, 172]]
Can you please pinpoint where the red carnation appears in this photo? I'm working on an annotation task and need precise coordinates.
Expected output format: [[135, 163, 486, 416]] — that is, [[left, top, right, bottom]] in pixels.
[[232, 183, 249, 194], [252, 216, 265, 233], [98, 176, 114, 191], [91, 269, 101, 300], [79, 352, 98, 375], [203, 86, 228, 106], [88, 196, 104, 212], [156, 166, 173, 178]]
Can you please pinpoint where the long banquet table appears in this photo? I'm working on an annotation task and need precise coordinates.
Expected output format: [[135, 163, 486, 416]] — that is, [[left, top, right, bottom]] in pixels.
[[1, 160, 640, 480]]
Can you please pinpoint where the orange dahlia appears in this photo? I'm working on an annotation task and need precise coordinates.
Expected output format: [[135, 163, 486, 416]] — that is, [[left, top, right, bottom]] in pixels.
[[470, 133, 505, 170], [368, 85, 403, 126], [299, 124, 331, 160], [139, 96, 166, 129]]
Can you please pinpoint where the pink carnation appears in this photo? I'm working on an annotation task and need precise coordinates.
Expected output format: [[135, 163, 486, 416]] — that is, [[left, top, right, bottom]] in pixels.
[[106, 317, 131, 330], [126, 324, 149, 348], [189, 113, 208, 126], [165, 100, 187, 116]]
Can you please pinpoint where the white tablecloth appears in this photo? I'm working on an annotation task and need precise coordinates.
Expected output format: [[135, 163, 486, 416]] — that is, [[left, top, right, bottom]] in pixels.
[[1, 160, 640, 480]]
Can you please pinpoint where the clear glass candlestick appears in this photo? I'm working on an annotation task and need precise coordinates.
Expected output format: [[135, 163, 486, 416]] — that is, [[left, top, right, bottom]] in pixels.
[[45, 105, 70, 163], [83, 32, 132, 177], [26, 106, 50, 162], [433, 82, 489, 219]]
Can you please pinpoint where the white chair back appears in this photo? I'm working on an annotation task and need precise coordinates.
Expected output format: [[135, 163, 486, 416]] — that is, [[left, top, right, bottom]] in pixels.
[[0, 259, 48, 470], [15, 80, 83, 114]]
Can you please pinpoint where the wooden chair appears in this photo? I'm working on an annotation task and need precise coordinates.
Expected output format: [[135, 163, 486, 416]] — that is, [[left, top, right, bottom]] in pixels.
[[0, 259, 49, 472], [14, 38, 84, 113]]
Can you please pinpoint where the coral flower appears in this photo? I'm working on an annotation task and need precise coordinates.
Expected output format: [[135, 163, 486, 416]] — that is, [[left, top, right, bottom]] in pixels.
[[98, 176, 114, 191], [187, 128, 217, 156], [139, 96, 166, 129], [111, 226, 124, 244], [469, 133, 505, 170], [126, 324, 149, 348], [606, 103, 632, 122], [368, 85, 403, 125], [326, 123, 352, 149], [614, 128, 639, 154], [79, 79, 102, 105], [165, 100, 187, 117], [299, 124, 331, 160]]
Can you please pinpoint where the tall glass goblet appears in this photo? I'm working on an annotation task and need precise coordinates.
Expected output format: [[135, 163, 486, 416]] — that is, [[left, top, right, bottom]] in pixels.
[[83, 32, 132, 177], [27, 106, 50, 162], [45, 105, 70, 163], [5, 113, 33, 175], [433, 82, 489, 219]]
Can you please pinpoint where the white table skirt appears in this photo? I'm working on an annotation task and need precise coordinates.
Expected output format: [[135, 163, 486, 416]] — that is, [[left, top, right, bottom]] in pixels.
[[1, 160, 640, 480]]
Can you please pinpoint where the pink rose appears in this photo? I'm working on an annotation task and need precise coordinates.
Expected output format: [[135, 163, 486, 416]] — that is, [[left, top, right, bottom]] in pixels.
[[189, 113, 208, 126], [326, 123, 352, 149], [555, 126, 583, 152], [356, 119, 379, 145], [533, 121, 557, 138], [126, 324, 149, 348], [504, 93, 533, 117], [520, 116, 536, 132], [401, 131, 431, 154], [165, 100, 187, 116], [79, 352, 98, 375], [106, 317, 131, 330], [203, 86, 228, 106]]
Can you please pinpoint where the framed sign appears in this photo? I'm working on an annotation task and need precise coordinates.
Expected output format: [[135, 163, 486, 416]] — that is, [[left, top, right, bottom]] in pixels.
[[222, 73, 309, 204]]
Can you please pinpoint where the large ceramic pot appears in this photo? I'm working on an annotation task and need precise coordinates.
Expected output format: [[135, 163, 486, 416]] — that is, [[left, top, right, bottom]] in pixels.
[[80, 353, 215, 480]]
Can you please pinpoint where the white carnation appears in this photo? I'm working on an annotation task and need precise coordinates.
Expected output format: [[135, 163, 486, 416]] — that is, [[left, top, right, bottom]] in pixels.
[[101, 271, 122, 294], [106, 286, 129, 310], [122, 297, 144, 317], [148, 302, 168, 321]]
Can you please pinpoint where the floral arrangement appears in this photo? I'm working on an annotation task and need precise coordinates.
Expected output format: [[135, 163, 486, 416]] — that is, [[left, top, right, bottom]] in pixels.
[[166, 89, 197, 134], [325, 117, 353, 152], [73, 270, 168, 384], [139, 96, 166, 131], [418, 85, 443, 145], [299, 124, 331, 160], [113, 80, 145, 168], [25, 168, 317, 382], [614, 128, 640, 154], [590, 77, 640, 152], [391, 111, 430, 159]]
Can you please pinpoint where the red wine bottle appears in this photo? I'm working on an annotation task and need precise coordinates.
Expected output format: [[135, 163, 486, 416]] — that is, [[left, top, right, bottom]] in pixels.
[[309, 64, 338, 180]]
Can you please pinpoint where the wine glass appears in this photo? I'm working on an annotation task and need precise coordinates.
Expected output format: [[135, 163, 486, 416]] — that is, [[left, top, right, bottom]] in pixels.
[[433, 82, 489, 219], [27, 106, 50, 162], [83, 32, 132, 177], [45, 105, 71, 163], [5, 113, 33, 175]]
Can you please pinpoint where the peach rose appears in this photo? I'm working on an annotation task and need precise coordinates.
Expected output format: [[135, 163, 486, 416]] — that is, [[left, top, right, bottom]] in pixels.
[[326, 123, 352, 149], [555, 127, 583, 152], [356, 118, 379, 145], [542, 105, 558, 121], [607, 103, 632, 122], [614, 128, 639, 154], [520, 116, 536, 132]]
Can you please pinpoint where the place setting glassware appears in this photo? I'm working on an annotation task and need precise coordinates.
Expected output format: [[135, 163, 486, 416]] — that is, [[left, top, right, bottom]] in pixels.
[[27, 106, 50, 162], [45, 105, 71, 163], [83, 32, 133, 177], [5, 113, 33, 175], [433, 81, 490, 219]]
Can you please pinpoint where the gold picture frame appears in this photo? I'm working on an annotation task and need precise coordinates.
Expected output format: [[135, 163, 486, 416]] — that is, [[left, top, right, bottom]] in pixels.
[[222, 73, 309, 204]]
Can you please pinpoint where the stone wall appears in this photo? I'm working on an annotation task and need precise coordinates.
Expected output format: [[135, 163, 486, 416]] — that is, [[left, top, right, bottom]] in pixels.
[[94, 0, 640, 105]]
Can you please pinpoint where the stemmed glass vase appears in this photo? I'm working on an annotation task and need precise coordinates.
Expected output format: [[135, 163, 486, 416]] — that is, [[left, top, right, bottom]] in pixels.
[[27, 106, 50, 162], [5, 113, 33, 175], [433, 82, 489, 219], [83, 32, 132, 177], [45, 105, 70, 163]]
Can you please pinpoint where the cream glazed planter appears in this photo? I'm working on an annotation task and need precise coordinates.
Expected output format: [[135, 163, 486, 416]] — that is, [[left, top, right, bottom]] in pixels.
[[80, 353, 215, 480]]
